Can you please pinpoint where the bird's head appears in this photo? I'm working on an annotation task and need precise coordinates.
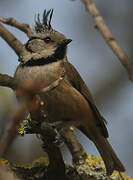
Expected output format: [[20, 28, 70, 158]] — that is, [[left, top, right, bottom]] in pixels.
[[20, 9, 72, 65]]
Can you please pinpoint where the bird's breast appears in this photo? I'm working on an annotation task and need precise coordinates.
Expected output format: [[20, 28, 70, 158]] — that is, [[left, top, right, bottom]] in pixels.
[[14, 61, 63, 91]]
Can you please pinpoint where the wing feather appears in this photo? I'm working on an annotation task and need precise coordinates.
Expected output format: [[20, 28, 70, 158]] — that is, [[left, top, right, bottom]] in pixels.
[[64, 61, 108, 138]]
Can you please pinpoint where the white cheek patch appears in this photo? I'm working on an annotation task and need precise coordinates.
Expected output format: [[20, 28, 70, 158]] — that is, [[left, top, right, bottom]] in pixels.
[[40, 46, 56, 58], [30, 46, 56, 60], [20, 45, 57, 62]]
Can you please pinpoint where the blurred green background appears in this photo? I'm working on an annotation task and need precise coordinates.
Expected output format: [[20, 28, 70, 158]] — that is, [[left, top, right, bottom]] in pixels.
[[0, 0, 133, 176]]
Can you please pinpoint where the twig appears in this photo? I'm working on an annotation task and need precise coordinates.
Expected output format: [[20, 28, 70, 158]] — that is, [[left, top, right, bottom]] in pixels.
[[0, 17, 32, 38], [81, 0, 133, 82], [0, 24, 23, 56], [0, 74, 16, 89]]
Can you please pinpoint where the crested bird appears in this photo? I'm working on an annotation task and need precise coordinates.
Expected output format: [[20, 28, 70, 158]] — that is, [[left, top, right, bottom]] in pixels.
[[14, 9, 125, 175]]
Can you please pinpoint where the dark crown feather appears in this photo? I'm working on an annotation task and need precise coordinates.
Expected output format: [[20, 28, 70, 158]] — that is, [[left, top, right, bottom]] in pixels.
[[35, 9, 53, 32]]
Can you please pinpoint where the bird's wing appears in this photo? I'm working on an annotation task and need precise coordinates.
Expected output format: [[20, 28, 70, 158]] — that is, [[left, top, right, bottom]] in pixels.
[[64, 61, 108, 138]]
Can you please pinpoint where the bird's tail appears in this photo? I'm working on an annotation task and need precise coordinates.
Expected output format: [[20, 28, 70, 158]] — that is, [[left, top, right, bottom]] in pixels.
[[92, 135, 125, 175], [78, 126, 125, 175]]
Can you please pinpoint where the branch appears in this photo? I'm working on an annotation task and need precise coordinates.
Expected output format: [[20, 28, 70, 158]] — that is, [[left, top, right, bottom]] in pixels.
[[0, 24, 23, 56], [0, 17, 32, 38], [0, 74, 16, 89], [0, 156, 132, 180], [81, 0, 133, 82], [41, 124, 66, 180]]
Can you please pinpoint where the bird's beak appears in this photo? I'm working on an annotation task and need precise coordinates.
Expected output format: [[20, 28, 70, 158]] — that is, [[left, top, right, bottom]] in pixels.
[[60, 39, 72, 47]]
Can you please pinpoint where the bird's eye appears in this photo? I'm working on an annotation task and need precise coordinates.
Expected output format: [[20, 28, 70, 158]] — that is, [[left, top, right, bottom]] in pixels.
[[44, 37, 51, 43]]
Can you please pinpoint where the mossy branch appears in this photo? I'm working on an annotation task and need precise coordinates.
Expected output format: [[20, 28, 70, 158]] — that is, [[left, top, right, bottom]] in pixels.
[[0, 156, 132, 180]]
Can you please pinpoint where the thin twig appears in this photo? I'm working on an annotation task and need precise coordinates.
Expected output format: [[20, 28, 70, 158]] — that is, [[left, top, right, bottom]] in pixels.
[[0, 17, 33, 38], [82, 0, 133, 82], [0, 24, 23, 56]]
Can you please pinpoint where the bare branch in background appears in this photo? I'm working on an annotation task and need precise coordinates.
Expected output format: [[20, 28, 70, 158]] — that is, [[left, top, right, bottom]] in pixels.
[[0, 74, 16, 89], [0, 24, 23, 56], [0, 17, 33, 38], [82, 0, 133, 82]]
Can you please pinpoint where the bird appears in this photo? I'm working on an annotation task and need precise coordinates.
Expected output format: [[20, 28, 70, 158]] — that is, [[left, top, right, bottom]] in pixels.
[[14, 9, 125, 175]]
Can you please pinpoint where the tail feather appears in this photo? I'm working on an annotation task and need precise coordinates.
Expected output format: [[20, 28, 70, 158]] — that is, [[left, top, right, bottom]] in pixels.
[[104, 139, 125, 172], [93, 135, 125, 175], [78, 126, 125, 175]]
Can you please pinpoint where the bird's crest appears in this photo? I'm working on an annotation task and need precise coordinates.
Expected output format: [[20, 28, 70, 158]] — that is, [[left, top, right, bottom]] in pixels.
[[34, 9, 53, 32]]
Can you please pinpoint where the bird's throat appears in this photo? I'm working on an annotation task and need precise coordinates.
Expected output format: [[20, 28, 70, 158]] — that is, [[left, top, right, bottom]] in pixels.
[[21, 46, 67, 67]]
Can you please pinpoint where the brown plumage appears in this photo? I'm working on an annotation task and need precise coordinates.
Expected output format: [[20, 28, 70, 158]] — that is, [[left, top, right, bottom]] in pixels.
[[14, 10, 125, 175], [64, 61, 125, 174]]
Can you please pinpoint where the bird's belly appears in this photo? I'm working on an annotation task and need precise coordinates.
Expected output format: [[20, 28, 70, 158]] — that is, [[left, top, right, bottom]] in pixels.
[[38, 80, 93, 125]]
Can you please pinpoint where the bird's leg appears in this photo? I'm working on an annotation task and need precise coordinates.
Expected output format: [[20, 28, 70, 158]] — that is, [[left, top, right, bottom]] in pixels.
[[60, 126, 87, 165]]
